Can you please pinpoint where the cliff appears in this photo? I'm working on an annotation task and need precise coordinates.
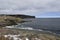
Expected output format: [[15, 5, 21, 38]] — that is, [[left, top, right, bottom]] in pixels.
[[0, 14, 35, 18]]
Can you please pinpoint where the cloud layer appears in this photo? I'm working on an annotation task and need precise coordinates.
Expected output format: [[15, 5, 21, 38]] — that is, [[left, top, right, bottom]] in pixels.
[[0, 0, 60, 16]]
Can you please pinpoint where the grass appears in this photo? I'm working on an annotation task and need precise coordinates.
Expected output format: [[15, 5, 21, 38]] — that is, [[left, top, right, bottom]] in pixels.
[[0, 16, 23, 28]]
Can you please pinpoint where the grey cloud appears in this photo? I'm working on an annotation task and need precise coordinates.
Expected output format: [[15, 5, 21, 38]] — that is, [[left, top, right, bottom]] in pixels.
[[0, 0, 60, 15]]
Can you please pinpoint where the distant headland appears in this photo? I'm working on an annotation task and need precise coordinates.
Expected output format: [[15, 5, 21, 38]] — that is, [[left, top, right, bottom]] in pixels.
[[0, 14, 35, 27], [0, 14, 35, 18]]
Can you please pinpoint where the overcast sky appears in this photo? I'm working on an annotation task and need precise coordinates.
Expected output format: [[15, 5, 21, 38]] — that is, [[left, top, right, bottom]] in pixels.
[[0, 0, 60, 18]]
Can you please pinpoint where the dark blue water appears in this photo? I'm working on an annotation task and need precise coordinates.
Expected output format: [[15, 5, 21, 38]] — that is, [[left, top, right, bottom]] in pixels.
[[21, 18, 60, 34]]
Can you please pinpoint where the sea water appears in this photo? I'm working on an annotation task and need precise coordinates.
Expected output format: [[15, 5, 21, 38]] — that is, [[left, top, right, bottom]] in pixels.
[[20, 18, 60, 34]]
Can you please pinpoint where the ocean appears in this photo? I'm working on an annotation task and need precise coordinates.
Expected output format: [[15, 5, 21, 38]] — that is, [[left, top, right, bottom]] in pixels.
[[20, 18, 60, 34]]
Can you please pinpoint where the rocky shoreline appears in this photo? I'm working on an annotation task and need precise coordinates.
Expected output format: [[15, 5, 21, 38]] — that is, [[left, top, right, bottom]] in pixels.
[[0, 28, 60, 40], [0, 15, 60, 40]]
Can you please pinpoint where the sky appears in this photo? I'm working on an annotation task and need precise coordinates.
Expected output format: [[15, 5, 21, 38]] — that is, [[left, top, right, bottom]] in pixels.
[[0, 0, 60, 18]]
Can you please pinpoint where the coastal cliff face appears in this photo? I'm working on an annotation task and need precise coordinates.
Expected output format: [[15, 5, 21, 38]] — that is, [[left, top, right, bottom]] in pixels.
[[1, 14, 35, 18], [9, 15, 35, 18]]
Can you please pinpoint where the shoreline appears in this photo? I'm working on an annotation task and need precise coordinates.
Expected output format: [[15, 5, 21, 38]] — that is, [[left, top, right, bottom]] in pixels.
[[0, 28, 60, 40]]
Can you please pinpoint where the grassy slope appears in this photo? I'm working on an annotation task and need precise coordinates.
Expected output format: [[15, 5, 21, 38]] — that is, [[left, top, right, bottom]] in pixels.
[[0, 16, 23, 27]]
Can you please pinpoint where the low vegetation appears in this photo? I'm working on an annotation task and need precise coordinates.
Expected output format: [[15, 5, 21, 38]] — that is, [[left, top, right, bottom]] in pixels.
[[0, 16, 24, 28]]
